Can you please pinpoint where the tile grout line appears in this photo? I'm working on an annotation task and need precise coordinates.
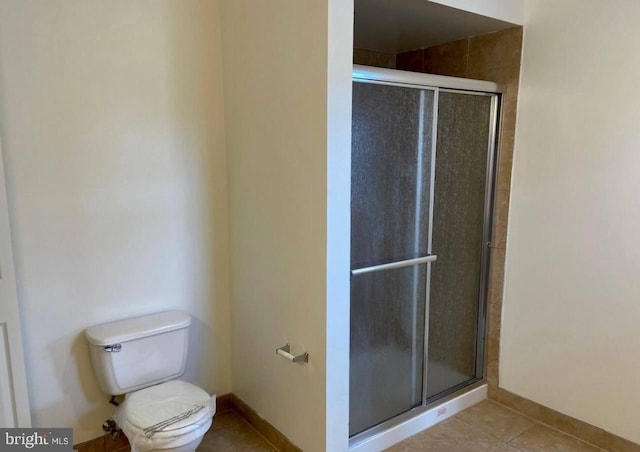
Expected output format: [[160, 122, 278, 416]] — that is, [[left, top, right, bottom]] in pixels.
[[453, 403, 533, 450], [504, 421, 537, 450], [490, 438, 523, 452], [503, 419, 536, 445], [421, 414, 504, 451], [453, 410, 519, 448], [486, 400, 607, 451]]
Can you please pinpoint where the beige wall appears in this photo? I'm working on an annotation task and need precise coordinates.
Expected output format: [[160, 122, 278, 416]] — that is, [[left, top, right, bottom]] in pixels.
[[0, 0, 231, 443], [221, 0, 353, 450], [502, 0, 640, 444]]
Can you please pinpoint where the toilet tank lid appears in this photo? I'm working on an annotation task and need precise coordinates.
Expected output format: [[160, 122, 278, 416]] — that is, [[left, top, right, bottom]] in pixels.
[[85, 311, 191, 346]]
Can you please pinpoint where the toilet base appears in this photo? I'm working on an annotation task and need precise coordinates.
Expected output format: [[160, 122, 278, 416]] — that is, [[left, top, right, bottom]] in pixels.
[[130, 417, 212, 452]]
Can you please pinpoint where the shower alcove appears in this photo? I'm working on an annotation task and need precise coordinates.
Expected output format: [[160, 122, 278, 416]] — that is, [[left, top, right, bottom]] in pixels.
[[349, 1, 522, 449]]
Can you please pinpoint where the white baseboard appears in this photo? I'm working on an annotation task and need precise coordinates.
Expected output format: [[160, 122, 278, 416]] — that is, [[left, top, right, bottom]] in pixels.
[[349, 384, 487, 452]]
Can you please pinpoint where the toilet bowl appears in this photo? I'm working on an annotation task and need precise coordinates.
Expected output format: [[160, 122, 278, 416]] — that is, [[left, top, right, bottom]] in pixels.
[[85, 311, 215, 452], [114, 380, 215, 452]]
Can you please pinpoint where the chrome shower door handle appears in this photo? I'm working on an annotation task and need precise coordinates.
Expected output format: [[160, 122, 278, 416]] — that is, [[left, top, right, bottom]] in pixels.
[[350, 255, 438, 276]]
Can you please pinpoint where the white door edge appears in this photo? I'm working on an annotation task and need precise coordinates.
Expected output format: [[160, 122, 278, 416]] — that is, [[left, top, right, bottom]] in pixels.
[[0, 136, 31, 427]]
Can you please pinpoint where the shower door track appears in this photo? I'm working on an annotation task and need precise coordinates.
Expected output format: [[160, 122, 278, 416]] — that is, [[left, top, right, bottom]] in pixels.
[[349, 65, 502, 447]]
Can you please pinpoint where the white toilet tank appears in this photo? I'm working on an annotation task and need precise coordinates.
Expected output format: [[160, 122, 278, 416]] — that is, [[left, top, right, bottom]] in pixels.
[[85, 311, 191, 395]]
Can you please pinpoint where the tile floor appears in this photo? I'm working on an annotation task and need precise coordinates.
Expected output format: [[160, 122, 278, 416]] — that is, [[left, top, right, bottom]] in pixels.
[[387, 400, 601, 452], [199, 411, 276, 451], [196, 400, 603, 451]]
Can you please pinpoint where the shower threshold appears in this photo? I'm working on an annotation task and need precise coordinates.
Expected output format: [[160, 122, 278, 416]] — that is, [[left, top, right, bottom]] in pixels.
[[349, 381, 487, 452]]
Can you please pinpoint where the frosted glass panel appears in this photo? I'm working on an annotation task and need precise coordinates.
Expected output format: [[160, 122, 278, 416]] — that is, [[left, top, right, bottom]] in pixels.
[[350, 81, 434, 436], [350, 264, 426, 436], [427, 92, 492, 398], [351, 83, 434, 268]]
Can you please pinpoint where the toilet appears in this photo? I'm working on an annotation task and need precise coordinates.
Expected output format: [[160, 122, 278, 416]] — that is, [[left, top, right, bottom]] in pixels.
[[85, 311, 215, 452]]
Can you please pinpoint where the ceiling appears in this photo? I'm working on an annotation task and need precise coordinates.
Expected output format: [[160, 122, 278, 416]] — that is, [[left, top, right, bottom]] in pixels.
[[354, 0, 517, 54]]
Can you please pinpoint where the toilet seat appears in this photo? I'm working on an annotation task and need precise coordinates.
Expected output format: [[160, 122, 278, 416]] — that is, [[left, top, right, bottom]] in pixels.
[[114, 380, 216, 451]]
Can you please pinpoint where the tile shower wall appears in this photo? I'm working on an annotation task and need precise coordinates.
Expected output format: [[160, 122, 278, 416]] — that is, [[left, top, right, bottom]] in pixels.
[[354, 28, 523, 392], [353, 48, 396, 68]]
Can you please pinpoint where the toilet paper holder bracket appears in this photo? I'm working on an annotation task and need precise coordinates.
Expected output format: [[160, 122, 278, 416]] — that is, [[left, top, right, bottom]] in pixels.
[[276, 343, 308, 364]]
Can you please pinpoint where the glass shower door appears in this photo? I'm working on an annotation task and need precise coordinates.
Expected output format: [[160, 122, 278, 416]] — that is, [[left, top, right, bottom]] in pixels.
[[350, 82, 435, 436], [427, 92, 494, 399]]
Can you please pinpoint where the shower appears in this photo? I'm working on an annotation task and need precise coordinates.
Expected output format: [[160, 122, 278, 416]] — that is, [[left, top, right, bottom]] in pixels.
[[349, 65, 499, 439]]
